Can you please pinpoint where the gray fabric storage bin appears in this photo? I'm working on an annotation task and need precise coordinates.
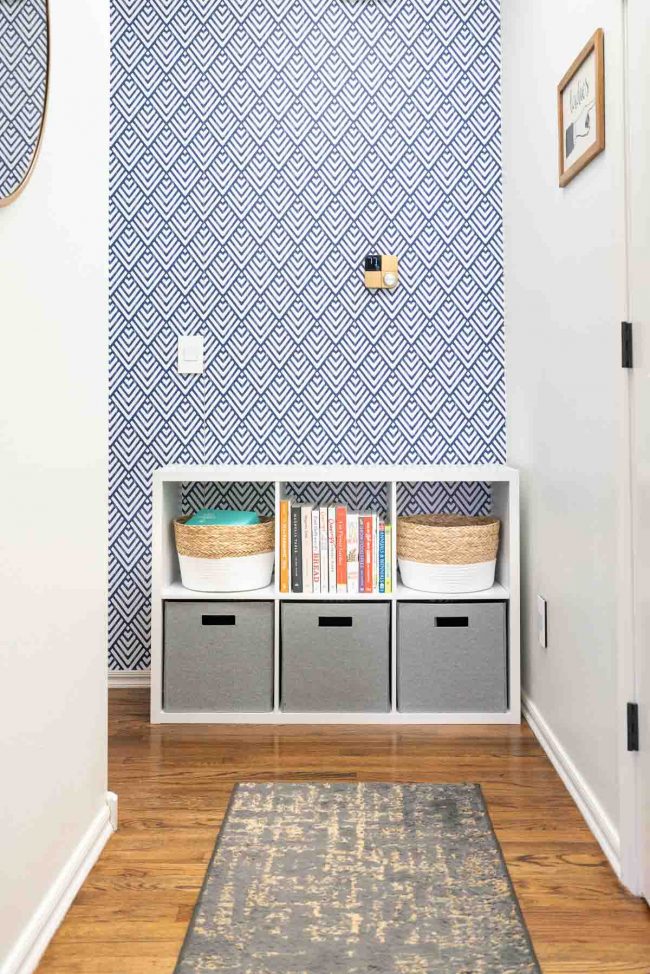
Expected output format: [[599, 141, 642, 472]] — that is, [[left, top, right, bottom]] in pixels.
[[281, 602, 390, 713], [397, 601, 507, 713], [164, 601, 274, 712]]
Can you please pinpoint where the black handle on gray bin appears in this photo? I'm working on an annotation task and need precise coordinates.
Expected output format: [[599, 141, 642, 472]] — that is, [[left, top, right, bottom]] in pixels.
[[202, 614, 236, 626], [318, 616, 353, 627], [435, 616, 469, 628]]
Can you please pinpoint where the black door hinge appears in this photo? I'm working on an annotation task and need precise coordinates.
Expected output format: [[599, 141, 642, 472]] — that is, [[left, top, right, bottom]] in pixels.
[[622, 321, 633, 368], [627, 702, 639, 751]]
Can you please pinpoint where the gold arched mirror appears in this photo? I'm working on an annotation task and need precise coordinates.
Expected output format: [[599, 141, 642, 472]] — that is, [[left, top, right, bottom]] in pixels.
[[0, 0, 49, 207]]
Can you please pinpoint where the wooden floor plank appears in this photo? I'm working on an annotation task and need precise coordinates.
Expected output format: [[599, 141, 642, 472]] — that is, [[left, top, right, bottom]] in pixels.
[[35, 689, 650, 974]]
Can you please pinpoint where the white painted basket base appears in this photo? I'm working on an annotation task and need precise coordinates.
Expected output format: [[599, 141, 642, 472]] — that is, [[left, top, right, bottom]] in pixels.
[[178, 552, 275, 592], [398, 559, 497, 594]]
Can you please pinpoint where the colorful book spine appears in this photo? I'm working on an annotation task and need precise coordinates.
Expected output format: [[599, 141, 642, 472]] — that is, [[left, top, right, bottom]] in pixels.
[[347, 513, 359, 594], [335, 505, 347, 593], [358, 515, 365, 593], [327, 506, 337, 592], [372, 513, 379, 592], [301, 505, 313, 594], [363, 514, 373, 593], [319, 507, 328, 595], [311, 507, 320, 594], [291, 505, 302, 593], [384, 523, 392, 594], [279, 499, 290, 593], [378, 520, 386, 594]]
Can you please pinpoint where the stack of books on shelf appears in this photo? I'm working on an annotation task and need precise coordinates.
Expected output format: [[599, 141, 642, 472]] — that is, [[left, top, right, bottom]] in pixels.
[[278, 500, 392, 595]]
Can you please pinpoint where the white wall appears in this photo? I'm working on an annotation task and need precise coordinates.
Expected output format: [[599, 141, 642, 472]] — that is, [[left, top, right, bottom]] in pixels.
[[0, 1, 110, 970], [503, 0, 626, 854]]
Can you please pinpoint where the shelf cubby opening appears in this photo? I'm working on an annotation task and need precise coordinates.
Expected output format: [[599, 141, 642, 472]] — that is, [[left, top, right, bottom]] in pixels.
[[278, 480, 394, 599], [181, 480, 275, 518], [397, 480, 491, 517], [281, 480, 389, 519]]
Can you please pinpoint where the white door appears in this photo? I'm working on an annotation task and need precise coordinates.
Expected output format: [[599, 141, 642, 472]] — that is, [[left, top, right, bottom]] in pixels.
[[626, 0, 650, 903]]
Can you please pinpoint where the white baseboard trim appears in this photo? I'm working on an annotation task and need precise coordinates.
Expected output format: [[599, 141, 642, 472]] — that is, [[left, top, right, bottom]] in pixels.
[[107, 791, 119, 831], [1, 796, 116, 974], [522, 692, 620, 878], [108, 669, 150, 689]]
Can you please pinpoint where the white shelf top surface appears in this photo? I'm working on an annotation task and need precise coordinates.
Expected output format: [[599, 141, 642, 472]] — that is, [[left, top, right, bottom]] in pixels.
[[393, 581, 509, 601], [162, 581, 277, 600], [160, 580, 509, 601], [154, 463, 518, 484]]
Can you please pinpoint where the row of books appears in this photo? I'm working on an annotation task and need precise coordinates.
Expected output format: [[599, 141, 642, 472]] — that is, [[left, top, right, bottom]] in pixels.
[[279, 500, 392, 594]]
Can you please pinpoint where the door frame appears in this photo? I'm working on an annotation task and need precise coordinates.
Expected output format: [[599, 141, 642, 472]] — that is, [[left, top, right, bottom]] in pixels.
[[618, 0, 645, 898]]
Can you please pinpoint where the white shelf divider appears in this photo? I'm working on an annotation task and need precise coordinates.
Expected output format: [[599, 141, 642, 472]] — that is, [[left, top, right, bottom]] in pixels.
[[151, 464, 520, 726]]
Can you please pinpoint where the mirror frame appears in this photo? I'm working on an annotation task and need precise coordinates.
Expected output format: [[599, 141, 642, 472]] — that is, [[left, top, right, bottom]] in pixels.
[[0, 0, 50, 208]]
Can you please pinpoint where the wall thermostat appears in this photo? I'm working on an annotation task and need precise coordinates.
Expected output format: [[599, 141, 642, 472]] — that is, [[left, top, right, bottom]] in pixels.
[[364, 254, 399, 289]]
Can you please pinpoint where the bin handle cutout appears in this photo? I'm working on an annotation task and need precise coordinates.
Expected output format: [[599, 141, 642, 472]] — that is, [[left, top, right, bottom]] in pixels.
[[318, 616, 353, 627], [435, 616, 469, 628], [202, 614, 236, 626]]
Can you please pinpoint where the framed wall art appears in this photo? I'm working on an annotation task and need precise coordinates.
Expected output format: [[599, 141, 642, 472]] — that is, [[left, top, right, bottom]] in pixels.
[[557, 29, 605, 187]]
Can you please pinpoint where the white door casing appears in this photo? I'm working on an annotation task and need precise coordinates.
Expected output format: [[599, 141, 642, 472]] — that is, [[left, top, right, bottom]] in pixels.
[[624, 0, 650, 903]]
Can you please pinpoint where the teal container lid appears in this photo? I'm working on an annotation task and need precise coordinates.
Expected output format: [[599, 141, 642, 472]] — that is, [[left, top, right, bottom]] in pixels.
[[185, 508, 260, 527]]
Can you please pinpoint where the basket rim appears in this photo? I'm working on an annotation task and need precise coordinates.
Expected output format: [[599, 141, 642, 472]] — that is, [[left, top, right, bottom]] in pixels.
[[398, 514, 499, 528], [173, 513, 275, 560], [175, 514, 274, 528]]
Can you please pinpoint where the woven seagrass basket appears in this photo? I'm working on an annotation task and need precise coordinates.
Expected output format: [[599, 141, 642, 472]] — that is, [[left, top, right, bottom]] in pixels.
[[397, 514, 500, 593], [174, 515, 275, 592]]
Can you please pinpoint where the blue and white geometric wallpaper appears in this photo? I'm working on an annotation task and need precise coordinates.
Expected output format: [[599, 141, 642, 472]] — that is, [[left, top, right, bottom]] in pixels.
[[0, 0, 47, 198], [109, 0, 504, 670]]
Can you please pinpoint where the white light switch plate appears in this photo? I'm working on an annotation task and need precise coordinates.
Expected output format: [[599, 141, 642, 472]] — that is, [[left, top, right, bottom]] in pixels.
[[177, 335, 204, 374], [537, 595, 547, 648]]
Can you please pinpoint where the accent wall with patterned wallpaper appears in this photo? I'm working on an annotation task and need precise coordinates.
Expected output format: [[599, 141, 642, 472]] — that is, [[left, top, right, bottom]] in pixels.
[[109, 0, 504, 670]]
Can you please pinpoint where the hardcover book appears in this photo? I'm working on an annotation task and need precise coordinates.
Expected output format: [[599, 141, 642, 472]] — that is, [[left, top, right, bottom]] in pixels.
[[301, 505, 313, 595], [311, 507, 321, 594], [327, 507, 337, 593], [279, 499, 290, 593], [319, 507, 328, 595], [358, 514, 365, 593], [291, 505, 302, 593], [347, 513, 359, 594], [335, 505, 347, 593], [372, 513, 379, 593], [385, 523, 392, 594], [362, 514, 373, 593]]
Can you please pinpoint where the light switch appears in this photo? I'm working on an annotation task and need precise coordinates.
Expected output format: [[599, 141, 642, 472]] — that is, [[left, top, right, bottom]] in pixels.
[[177, 335, 204, 374]]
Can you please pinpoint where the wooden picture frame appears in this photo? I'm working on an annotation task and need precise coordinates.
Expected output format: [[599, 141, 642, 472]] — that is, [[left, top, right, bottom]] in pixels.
[[557, 29, 605, 187]]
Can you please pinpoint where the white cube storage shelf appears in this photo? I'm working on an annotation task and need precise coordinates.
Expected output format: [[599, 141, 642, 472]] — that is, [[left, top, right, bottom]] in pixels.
[[151, 464, 520, 725]]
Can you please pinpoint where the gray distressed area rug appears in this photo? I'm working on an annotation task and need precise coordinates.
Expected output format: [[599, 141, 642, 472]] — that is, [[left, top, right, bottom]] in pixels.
[[175, 782, 541, 973]]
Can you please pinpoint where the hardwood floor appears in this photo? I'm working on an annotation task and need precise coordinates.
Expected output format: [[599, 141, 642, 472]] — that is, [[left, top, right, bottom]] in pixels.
[[37, 689, 650, 973]]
